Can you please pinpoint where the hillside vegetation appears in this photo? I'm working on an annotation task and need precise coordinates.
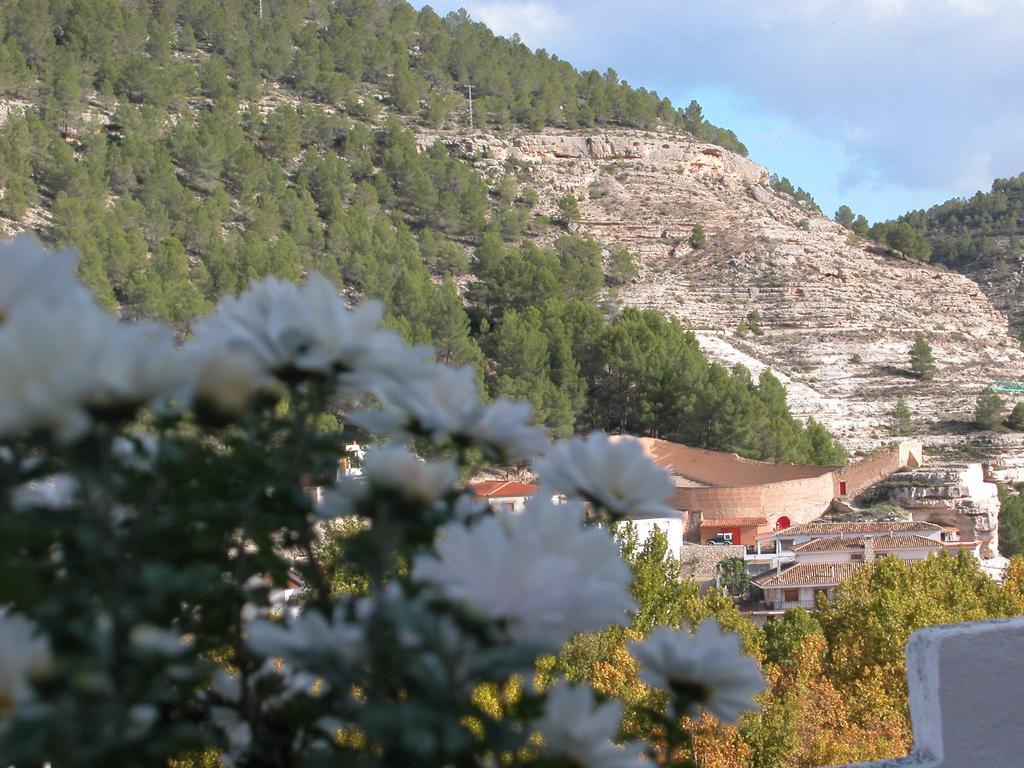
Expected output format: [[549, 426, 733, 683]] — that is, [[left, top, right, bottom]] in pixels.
[[868, 173, 1024, 336], [893, 173, 1024, 270], [0, 0, 844, 462]]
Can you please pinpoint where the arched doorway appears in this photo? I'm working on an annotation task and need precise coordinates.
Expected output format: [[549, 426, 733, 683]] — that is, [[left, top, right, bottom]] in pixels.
[[775, 516, 791, 530]]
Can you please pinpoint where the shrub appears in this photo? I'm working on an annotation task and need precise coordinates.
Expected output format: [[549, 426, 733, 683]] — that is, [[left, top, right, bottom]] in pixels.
[[889, 398, 914, 436], [0, 236, 764, 767], [909, 332, 936, 380], [1007, 401, 1024, 431], [976, 388, 1006, 430], [556, 193, 580, 225], [690, 223, 707, 249]]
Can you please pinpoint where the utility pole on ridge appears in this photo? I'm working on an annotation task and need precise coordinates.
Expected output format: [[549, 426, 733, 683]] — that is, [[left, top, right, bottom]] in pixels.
[[467, 83, 473, 132]]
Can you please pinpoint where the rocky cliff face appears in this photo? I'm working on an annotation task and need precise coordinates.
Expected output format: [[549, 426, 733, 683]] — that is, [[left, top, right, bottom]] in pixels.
[[870, 464, 1001, 558], [427, 128, 1024, 459]]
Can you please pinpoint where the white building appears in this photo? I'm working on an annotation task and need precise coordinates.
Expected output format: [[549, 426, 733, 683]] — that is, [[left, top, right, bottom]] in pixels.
[[750, 520, 980, 613]]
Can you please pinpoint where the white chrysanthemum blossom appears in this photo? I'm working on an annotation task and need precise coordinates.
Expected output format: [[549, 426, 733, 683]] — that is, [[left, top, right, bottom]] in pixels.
[[191, 272, 423, 382], [130, 624, 189, 656], [0, 234, 92, 325], [10, 473, 78, 511], [629, 620, 765, 723], [319, 444, 457, 518], [88, 320, 180, 414], [206, 675, 253, 768], [0, 292, 179, 442], [466, 397, 550, 462], [535, 682, 651, 768], [352, 364, 548, 462], [534, 433, 677, 520], [180, 345, 286, 417], [412, 496, 634, 649], [0, 298, 112, 442], [246, 606, 365, 666], [0, 612, 54, 724]]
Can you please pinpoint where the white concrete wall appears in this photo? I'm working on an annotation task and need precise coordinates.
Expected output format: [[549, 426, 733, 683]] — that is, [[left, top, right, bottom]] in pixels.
[[631, 517, 684, 559], [486, 495, 530, 514]]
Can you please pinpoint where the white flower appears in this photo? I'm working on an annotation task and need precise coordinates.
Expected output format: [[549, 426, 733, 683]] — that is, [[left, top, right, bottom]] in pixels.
[[0, 611, 53, 722], [319, 444, 457, 518], [88, 320, 179, 413], [130, 624, 188, 656], [534, 433, 677, 520], [10, 473, 78, 511], [0, 297, 178, 442], [0, 298, 111, 442], [191, 272, 422, 381], [535, 682, 651, 768], [629, 620, 765, 723], [180, 345, 285, 417], [246, 606, 364, 666], [0, 234, 92, 324], [412, 496, 634, 649], [467, 397, 549, 462], [352, 364, 548, 461], [111, 435, 159, 472]]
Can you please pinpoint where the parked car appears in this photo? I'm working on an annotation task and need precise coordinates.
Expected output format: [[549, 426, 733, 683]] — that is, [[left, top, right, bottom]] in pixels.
[[706, 532, 734, 546]]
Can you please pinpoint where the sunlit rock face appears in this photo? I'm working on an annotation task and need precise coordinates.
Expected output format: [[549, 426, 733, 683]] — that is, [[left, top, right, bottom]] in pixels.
[[421, 127, 1024, 467], [871, 463, 1001, 558]]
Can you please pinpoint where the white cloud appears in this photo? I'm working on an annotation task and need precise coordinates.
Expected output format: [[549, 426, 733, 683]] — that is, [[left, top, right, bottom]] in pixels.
[[474, 2, 570, 43], [422, 0, 1024, 212]]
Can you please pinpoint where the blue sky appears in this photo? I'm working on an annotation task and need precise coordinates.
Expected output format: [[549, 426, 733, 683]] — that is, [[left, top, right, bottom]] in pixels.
[[413, 1, 1024, 222]]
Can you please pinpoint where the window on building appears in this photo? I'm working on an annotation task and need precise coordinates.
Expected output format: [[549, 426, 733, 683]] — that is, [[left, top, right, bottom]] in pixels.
[[814, 588, 828, 603], [502, 501, 515, 513], [783, 588, 799, 603]]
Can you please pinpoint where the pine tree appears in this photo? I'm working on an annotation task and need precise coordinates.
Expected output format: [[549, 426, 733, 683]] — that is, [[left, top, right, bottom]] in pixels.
[[889, 398, 914, 435], [909, 332, 936, 380], [1007, 401, 1024, 431], [975, 388, 1006, 430], [834, 205, 855, 229], [690, 223, 707, 249], [556, 194, 580, 226]]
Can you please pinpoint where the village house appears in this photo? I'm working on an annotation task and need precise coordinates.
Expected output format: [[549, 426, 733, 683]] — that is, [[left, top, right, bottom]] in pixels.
[[469, 480, 538, 514], [749, 520, 980, 614]]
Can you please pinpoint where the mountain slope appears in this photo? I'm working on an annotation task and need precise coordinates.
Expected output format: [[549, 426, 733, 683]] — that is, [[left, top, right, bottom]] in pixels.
[[885, 174, 1024, 336], [0, 0, 1020, 462], [435, 129, 1024, 453]]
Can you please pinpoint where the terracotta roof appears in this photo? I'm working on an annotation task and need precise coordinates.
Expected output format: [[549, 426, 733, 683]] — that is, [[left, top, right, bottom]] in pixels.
[[769, 520, 941, 537], [611, 435, 835, 486], [792, 534, 942, 553], [754, 562, 864, 588], [469, 481, 538, 498], [699, 516, 768, 528], [679, 543, 746, 579]]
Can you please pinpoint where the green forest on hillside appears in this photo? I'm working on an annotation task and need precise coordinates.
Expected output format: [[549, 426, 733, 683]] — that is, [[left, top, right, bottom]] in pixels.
[[850, 173, 1024, 269], [895, 173, 1024, 269], [0, 0, 844, 463]]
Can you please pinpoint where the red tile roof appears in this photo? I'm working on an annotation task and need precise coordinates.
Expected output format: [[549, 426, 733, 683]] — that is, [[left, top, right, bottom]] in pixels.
[[792, 534, 942, 553], [469, 481, 538, 498], [699, 516, 768, 528], [754, 562, 864, 588], [769, 520, 941, 537]]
